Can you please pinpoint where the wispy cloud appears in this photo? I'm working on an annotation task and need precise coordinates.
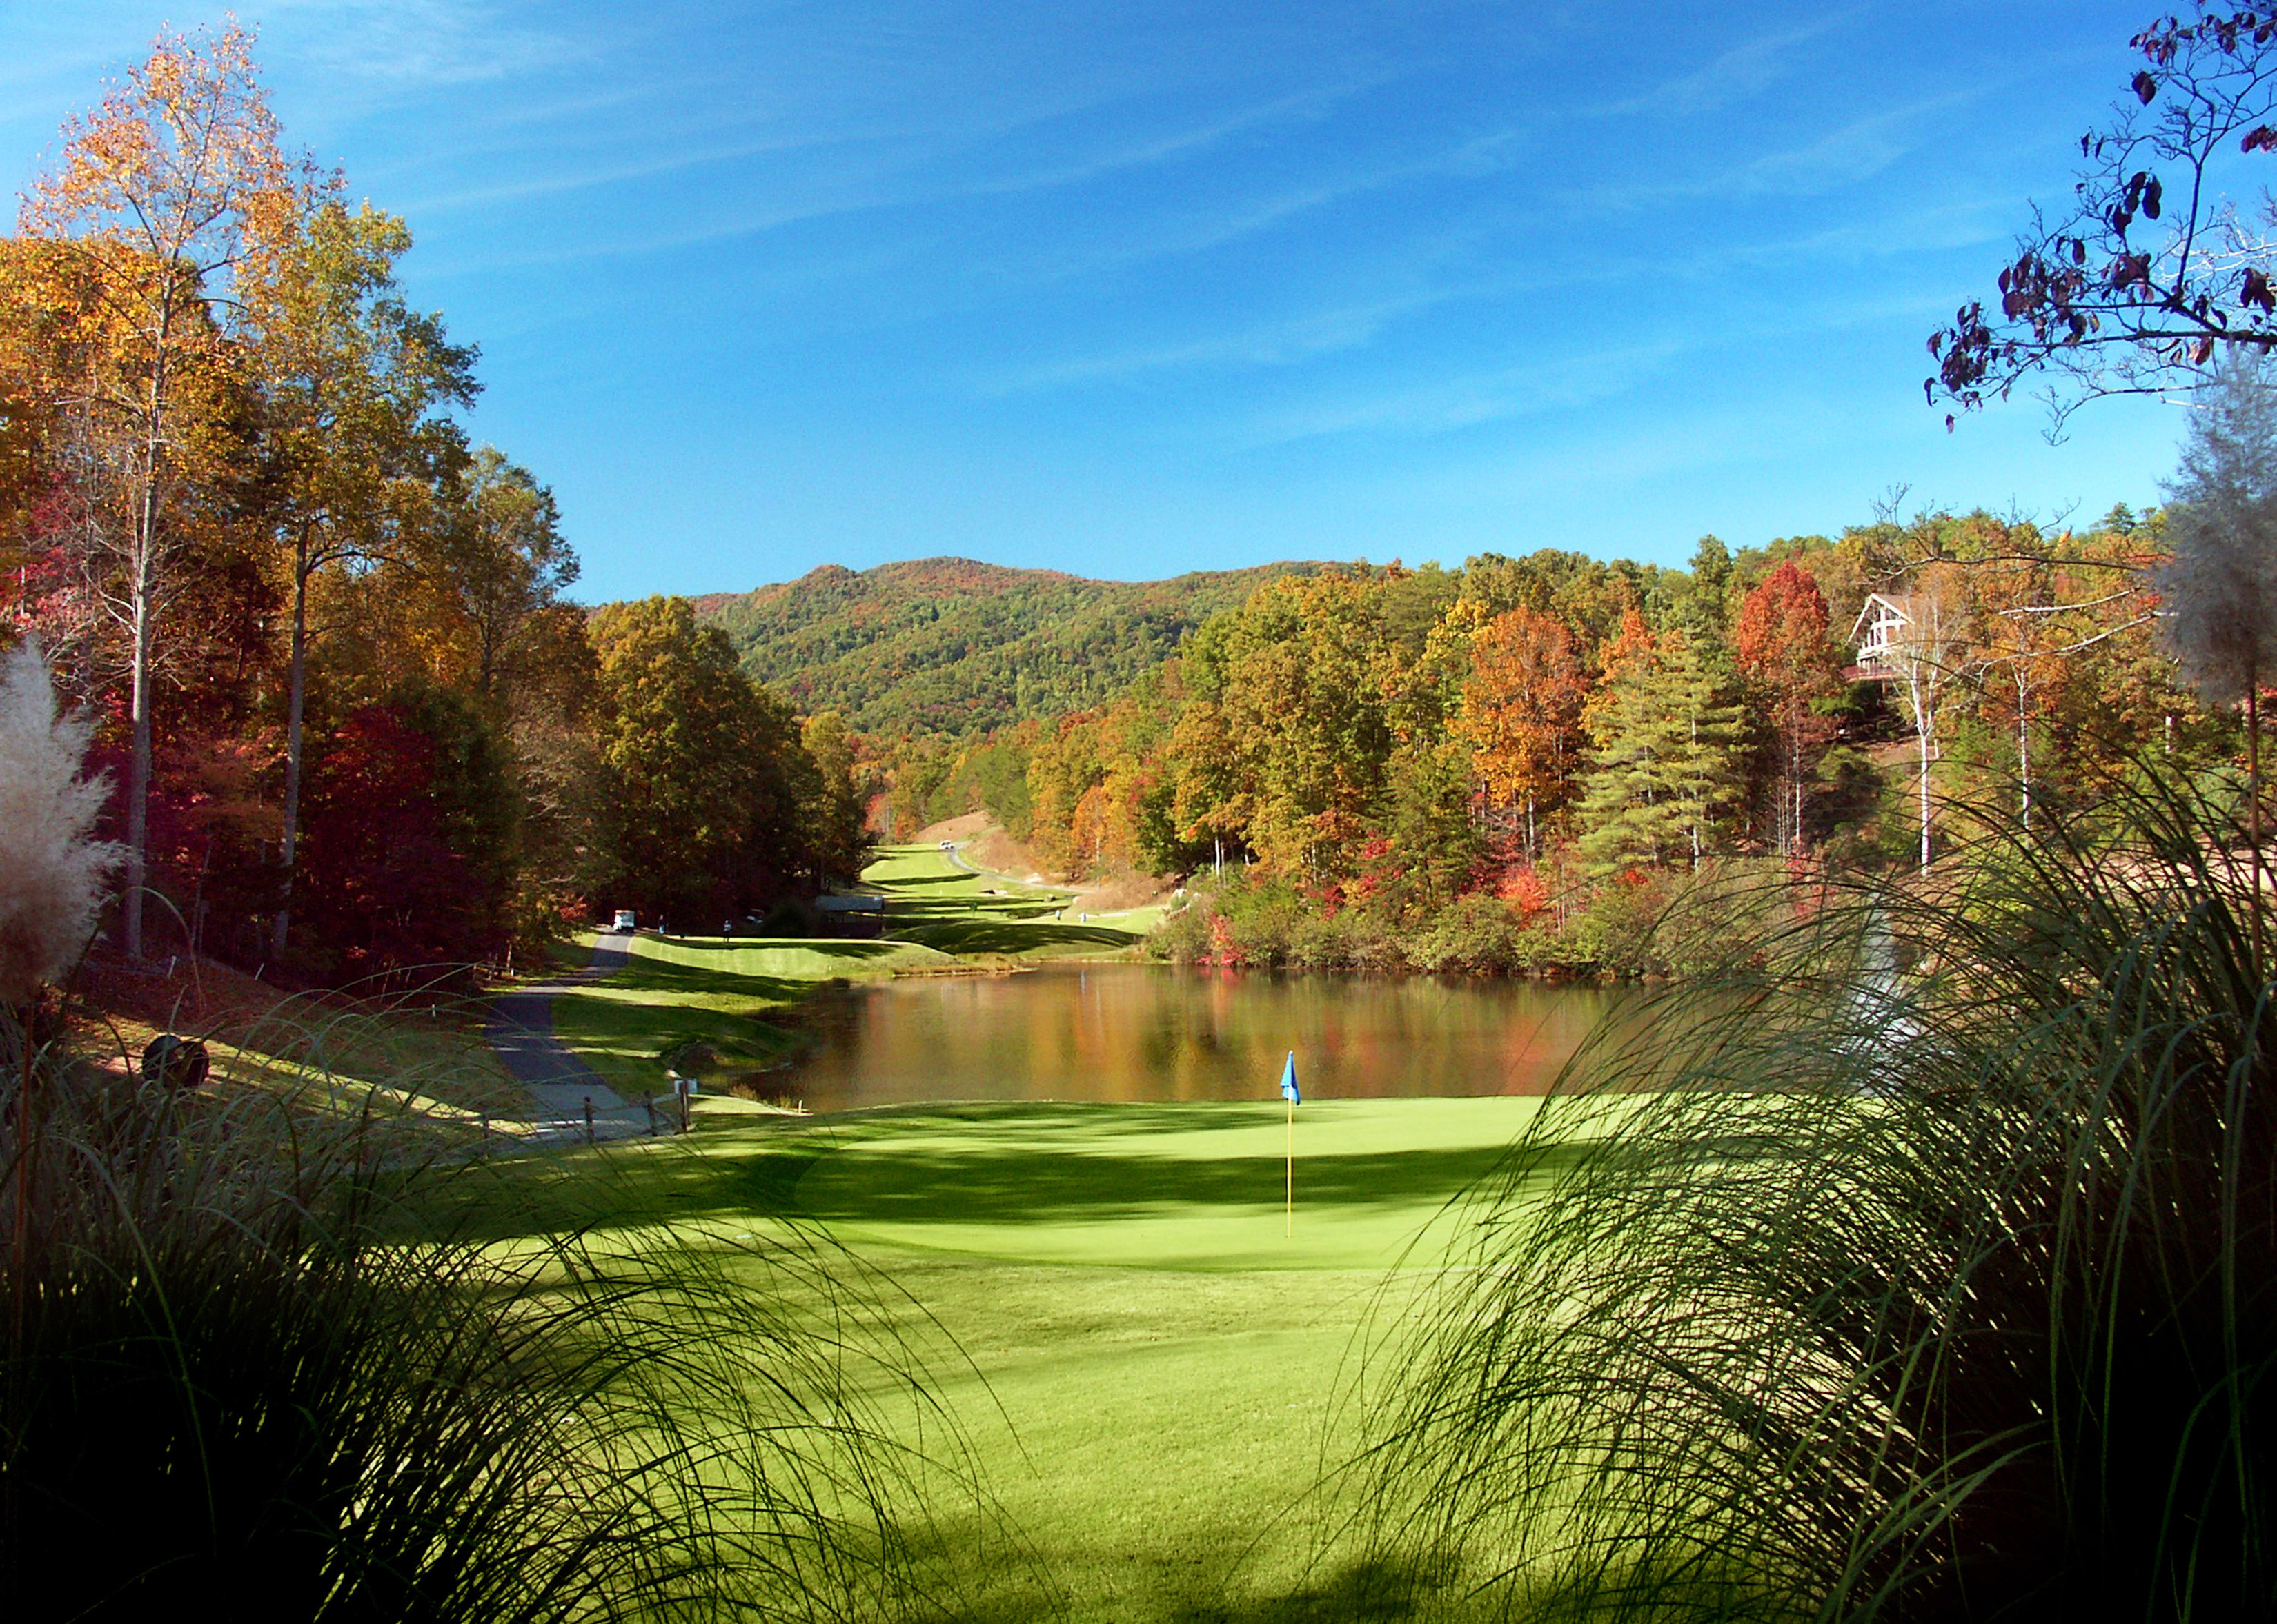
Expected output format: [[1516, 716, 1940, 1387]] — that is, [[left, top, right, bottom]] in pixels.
[[985, 281, 1486, 392], [262, 0, 587, 87], [1730, 98, 1944, 196], [951, 82, 1362, 198], [1228, 339, 1698, 450], [1576, 89, 1982, 215], [1593, 14, 1854, 119]]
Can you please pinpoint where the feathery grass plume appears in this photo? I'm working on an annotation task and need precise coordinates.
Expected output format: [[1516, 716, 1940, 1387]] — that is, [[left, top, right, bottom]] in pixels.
[[2160, 355, 2277, 709], [0, 1046, 992, 1623], [0, 639, 117, 1007], [1355, 767, 2276, 1623], [2160, 352, 2277, 966]]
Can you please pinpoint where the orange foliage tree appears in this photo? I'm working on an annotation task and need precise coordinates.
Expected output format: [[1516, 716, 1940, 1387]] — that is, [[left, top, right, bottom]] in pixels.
[[1734, 561, 1841, 855], [17, 23, 319, 955], [1451, 605, 1587, 862]]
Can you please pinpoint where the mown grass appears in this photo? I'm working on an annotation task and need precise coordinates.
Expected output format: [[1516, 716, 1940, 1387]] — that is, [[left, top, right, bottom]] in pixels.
[[81, 955, 527, 1122], [543, 932, 958, 1096], [489, 849, 1613, 1619], [460, 1094, 1564, 1623], [875, 843, 1174, 959], [543, 848, 1167, 1094]]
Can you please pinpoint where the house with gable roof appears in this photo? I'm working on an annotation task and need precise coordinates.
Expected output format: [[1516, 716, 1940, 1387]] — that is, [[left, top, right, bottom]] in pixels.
[[1849, 592, 1918, 681]]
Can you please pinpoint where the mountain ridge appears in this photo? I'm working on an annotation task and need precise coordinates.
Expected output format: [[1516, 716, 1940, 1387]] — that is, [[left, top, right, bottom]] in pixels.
[[691, 555, 1323, 735]]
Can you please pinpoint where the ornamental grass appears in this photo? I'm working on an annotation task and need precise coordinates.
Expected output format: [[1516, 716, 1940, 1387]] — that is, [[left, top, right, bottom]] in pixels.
[[1359, 768, 2277, 1622], [0, 1036, 972, 1624], [0, 641, 968, 1623]]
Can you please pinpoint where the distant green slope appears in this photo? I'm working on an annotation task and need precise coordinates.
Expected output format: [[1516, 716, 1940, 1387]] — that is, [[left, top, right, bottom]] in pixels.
[[691, 557, 1320, 735]]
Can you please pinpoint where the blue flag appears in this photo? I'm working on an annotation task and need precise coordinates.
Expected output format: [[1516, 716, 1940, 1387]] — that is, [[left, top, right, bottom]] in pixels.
[[1280, 1051, 1300, 1105]]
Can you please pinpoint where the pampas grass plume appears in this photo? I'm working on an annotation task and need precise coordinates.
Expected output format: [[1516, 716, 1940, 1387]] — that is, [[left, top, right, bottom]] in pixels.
[[2159, 354, 2277, 704], [0, 640, 119, 1005]]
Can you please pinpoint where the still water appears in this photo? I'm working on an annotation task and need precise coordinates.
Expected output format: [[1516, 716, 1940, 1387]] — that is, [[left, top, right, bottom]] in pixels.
[[769, 963, 1615, 1111]]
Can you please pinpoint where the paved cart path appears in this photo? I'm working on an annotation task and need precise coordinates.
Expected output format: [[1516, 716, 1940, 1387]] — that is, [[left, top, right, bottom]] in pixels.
[[485, 931, 651, 1140]]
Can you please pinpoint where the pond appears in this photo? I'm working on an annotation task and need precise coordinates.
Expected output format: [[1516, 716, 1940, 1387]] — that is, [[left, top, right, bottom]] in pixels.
[[765, 962, 1617, 1111]]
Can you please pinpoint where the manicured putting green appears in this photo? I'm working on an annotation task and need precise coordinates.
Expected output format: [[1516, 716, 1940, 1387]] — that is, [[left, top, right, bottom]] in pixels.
[[513, 1096, 1583, 1621], [793, 1096, 1541, 1270]]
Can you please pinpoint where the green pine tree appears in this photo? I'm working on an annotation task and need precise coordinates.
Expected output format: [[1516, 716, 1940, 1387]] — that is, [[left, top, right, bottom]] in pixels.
[[1577, 624, 1744, 876]]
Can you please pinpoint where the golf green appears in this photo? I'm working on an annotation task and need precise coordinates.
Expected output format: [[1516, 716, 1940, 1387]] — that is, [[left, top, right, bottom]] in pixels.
[[792, 1097, 1539, 1271], [629, 1096, 1557, 1621]]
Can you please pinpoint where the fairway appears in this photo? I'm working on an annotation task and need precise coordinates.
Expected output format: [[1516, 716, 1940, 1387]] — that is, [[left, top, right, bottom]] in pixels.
[[515, 851, 1566, 1618], [538, 843, 1153, 1099], [799, 1102, 1540, 1618], [551, 1096, 1544, 1623]]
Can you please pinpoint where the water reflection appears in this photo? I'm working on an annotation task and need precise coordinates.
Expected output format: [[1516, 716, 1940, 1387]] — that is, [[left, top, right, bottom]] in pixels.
[[772, 964, 1615, 1110]]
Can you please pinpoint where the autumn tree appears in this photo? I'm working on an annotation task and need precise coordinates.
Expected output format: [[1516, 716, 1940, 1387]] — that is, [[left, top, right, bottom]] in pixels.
[[1186, 573, 1399, 880], [798, 710, 870, 884], [18, 24, 316, 955], [1931, 4, 2277, 427], [0, 248, 62, 591], [244, 199, 477, 953], [588, 596, 816, 924], [415, 450, 591, 715], [1957, 523, 2155, 824], [297, 680, 515, 973], [1880, 564, 1973, 874], [1452, 604, 1588, 861], [1021, 686, 1183, 879], [1461, 548, 1633, 648], [1735, 561, 1841, 854], [1166, 693, 1252, 873]]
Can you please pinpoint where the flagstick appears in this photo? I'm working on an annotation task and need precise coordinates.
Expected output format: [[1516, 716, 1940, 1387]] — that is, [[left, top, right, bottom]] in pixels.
[[1285, 1093, 1294, 1238]]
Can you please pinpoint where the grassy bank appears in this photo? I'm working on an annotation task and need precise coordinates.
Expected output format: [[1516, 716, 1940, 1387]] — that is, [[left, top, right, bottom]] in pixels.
[[79, 955, 527, 1127], [542, 933, 958, 1096], [544, 843, 1161, 1096], [871, 841, 1165, 958], [473, 1095, 1551, 1623]]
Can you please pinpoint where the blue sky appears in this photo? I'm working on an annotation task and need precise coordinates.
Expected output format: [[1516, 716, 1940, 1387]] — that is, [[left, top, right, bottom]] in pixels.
[[0, 1, 2198, 599]]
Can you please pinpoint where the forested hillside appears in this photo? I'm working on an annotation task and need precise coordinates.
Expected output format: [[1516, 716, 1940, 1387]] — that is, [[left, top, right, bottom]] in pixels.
[[874, 515, 2222, 976], [694, 557, 1319, 735]]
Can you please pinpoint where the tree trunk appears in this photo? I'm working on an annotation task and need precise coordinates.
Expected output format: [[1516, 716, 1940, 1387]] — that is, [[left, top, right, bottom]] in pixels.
[[1904, 655, 1937, 878], [120, 290, 179, 962], [1790, 725, 1804, 857], [2016, 668, 2032, 831], [1918, 720, 1933, 877], [274, 544, 310, 956], [2251, 677, 2264, 978], [124, 566, 152, 960]]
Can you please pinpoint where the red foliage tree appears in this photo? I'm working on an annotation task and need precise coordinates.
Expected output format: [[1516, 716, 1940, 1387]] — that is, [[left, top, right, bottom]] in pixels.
[[1735, 562, 1842, 855], [297, 692, 512, 976], [1930, 4, 2277, 428]]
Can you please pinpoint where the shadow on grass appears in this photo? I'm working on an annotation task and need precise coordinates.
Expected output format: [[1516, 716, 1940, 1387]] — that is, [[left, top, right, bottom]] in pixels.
[[419, 1104, 1589, 1247], [890, 898, 1063, 918], [909, 1552, 1447, 1624], [406, 1124, 838, 1245], [643, 936, 916, 965], [1167, 1558, 1441, 1624], [576, 957, 826, 1007], [893, 922, 1139, 953], [795, 1140, 1563, 1228]]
